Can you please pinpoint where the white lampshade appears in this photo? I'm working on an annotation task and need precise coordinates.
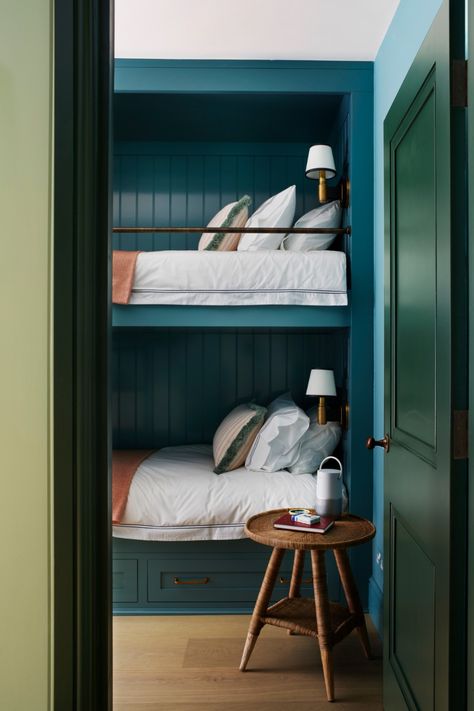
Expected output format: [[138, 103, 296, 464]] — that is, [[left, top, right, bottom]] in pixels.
[[305, 145, 336, 180], [306, 369, 336, 397]]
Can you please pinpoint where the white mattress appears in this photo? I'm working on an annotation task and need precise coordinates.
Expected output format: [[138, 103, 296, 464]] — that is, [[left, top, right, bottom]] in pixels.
[[129, 250, 347, 307], [113, 444, 319, 542]]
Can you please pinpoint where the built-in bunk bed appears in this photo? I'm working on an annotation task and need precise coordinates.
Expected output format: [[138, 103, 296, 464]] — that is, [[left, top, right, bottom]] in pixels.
[[112, 60, 374, 614]]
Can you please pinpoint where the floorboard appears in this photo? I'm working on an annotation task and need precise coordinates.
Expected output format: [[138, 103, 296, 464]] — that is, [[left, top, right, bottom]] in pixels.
[[113, 614, 383, 709]]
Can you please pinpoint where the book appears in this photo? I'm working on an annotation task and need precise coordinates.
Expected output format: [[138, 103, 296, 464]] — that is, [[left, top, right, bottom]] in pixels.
[[273, 512, 335, 534], [292, 513, 320, 525]]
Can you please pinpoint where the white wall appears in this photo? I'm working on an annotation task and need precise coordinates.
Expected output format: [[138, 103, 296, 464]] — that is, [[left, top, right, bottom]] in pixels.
[[115, 0, 399, 61]]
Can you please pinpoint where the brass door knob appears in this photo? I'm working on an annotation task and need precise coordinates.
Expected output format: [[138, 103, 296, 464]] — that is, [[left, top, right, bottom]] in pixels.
[[366, 435, 390, 453]]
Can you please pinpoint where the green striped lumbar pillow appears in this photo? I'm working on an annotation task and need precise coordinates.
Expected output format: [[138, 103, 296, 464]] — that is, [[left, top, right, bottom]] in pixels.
[[198, 195, 251, 251], [213, 403, 267, 474]]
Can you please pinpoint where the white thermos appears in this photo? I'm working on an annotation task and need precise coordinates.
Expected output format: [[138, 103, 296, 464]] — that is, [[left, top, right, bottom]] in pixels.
[[315, 456, 344, 517]]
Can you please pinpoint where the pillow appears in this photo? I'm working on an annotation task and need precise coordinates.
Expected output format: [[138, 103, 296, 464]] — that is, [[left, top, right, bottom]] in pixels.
[[213, 403, 266, 474], [245, 393, 309, 472], [280, 200, 342, 252], [199, 195, 251, 251], [288, 407, 341, 475], [237, 186, 296, 251]]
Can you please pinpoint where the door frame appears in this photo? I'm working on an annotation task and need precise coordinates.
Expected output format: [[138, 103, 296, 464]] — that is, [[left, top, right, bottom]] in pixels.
[[53, 0, 473, 708], [53, 1, 113, 708], [469, 1, 474, 707]]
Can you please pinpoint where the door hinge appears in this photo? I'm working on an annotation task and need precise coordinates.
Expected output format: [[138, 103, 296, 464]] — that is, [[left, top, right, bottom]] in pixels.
[[451, 60, 468, 108], [453, 410, 468, 460]]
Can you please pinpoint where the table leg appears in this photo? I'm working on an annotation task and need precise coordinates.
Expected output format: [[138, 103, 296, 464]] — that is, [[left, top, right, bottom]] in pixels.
[[239, 546, 285, 671], [311, 549, 335, 702], [333, 548, 372, 659], [287, 549, 305, 635], [289, 549, 305, 598]]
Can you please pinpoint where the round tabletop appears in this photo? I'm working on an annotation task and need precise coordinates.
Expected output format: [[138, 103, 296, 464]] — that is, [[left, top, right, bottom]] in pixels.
[[245, 509, 375, 551]]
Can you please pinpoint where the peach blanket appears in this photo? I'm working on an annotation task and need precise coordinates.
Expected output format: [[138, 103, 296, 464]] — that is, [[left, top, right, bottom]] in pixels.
[[112, 449, 154, 524], [112, 250, 141, 304]]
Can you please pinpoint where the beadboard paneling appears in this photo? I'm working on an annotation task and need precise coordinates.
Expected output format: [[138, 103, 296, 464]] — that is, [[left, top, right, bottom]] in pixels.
[[112, 328, 348, 449], [113, 142, 317, 251]]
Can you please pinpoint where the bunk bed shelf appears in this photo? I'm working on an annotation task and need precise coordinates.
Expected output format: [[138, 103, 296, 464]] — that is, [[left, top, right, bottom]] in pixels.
[[112, 305, 350, 329]]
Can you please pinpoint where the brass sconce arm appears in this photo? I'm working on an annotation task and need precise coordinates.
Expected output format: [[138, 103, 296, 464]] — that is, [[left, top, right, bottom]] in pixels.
[[320, 177, 350, 209]]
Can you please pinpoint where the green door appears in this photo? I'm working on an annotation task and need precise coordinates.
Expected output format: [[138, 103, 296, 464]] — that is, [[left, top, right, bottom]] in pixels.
[[383, 2, 460, 708]]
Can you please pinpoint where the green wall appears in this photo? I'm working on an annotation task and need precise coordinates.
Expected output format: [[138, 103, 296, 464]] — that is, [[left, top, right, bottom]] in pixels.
[[0, 2, 53, 709]]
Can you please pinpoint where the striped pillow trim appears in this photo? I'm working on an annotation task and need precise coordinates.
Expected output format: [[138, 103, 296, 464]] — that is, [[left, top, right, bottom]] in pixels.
[[213, 403, 266, 474], [199, 195, 251, 251]]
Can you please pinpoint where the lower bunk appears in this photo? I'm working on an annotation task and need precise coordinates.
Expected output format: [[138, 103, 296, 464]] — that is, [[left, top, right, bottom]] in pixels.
[[111, 326, 360, 615], [112, 443, 343, 615]]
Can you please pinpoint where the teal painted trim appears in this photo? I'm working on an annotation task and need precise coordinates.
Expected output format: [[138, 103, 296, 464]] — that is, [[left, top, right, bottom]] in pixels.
[[368, 576, 383, 639], [345, 89, 374, 608], [115, 59, 373, 71], [112, 306, 350, 329], [115, 59, 373, 95]]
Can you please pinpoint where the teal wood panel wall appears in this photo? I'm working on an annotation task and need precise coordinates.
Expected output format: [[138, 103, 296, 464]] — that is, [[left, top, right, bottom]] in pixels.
[[112, 328, 348, 449], [113, 142, 319, 252]]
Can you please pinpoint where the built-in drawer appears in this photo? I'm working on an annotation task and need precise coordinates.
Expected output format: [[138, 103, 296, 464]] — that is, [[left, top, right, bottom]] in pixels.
[[113, 559, 138, 603], [147, 556, 313, 603]]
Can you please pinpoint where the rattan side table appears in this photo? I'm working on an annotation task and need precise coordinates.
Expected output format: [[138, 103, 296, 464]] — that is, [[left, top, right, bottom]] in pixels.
[[239, 509, 375, 702]]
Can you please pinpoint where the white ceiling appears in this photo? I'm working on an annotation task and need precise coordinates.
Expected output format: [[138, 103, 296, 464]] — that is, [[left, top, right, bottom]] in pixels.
[[115, 0, 400, 62]]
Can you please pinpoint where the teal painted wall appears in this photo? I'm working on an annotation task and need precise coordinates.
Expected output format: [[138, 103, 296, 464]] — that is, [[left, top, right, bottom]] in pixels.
[[112, 328, 347, 449], [113, 142, 317, 252], [370, 0, 443, 633]]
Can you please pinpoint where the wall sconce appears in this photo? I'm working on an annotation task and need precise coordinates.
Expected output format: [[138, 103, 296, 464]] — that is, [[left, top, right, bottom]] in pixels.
[[305, 144, 350, 208], [306, 369, 337, 426]]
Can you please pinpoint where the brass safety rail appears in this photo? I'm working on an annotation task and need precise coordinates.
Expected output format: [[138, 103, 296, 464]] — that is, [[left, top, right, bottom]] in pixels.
[[113, 226, 351, 235]]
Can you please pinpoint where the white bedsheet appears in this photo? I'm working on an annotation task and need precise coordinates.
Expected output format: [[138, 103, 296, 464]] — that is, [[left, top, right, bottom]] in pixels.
[[129, 250, 347, 306], [113, 444, 319, 542]]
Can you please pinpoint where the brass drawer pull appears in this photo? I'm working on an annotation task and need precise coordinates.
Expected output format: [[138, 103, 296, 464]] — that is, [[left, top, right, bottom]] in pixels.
[[279, 576, 312, 585], [173, 576, 210, 585]]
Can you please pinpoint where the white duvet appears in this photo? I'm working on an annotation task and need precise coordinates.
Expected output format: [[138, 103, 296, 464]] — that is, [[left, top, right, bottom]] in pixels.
[[113, 444, 319, 542], [129, 250, 347, 307]]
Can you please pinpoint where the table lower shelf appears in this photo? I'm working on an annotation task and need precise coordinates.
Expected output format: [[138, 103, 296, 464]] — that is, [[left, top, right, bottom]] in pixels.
[[262, 596, 362, 645]]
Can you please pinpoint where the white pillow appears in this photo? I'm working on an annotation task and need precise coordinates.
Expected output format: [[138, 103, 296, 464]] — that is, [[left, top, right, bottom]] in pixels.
[[280, 200, 341, 252], [238, 185, 296, 251], [245, 392, 309, 472], [288, 407, 341, 475]]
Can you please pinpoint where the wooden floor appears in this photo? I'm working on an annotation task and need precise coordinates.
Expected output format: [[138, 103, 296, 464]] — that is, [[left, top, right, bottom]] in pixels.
[[113, 614, 383, 710]]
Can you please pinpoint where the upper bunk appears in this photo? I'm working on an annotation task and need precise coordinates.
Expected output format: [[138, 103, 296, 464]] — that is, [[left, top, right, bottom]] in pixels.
[[112, 60, 373, 329]]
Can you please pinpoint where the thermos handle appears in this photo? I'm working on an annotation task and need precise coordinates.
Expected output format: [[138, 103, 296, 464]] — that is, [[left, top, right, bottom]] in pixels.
[[319, 456, 343, 479]]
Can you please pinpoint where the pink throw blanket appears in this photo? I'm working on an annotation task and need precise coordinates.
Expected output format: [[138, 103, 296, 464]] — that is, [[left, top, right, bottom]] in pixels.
[[112, 250, 141, 304], [112, 449, 154, 524]]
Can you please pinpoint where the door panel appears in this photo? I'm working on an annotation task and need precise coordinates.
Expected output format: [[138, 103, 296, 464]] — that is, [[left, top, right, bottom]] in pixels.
[[393, 77, 436, 454], [391, 508, 435, 710], [384, 2, 452, 708]]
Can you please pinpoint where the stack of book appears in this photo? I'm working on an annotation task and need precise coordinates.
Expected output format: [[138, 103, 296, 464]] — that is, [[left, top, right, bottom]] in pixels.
[[273, 511, 334, 534]]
